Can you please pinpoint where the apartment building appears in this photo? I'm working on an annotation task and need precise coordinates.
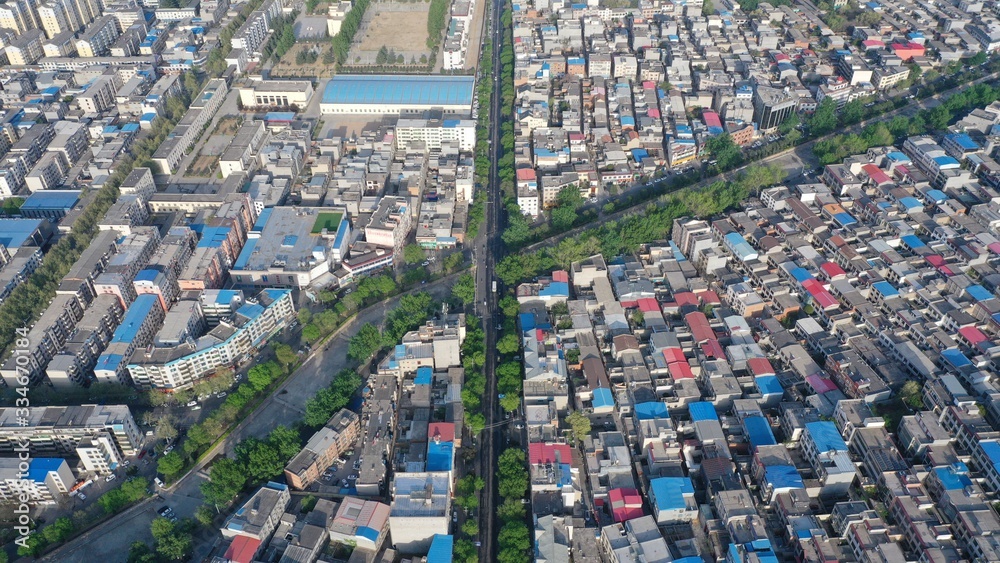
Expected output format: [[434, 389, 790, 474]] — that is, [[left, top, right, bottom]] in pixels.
[[284, 409, 360, 489]]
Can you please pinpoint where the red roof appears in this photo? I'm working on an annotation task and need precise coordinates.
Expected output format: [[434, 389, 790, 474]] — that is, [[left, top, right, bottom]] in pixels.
[[648, 108, 661, 118], [925, 254, 945, 267], [959, 326, 988, 345], [608, 488, 644, 523], [674, 292, 699, 307], [516, 168, 537, 181], [802, 279, 825, 296], [813, 291, 840, 310], [637, 298, 660, 313], [662, 347, 686, 364], [529, 443, 572, 465], [820, 262, 846, 279], [806, 374, 838, 394], [701, 339, 724, 359], [698, 290, 721, 305], [862, 39, 885, 48], [427, 422, 455, 443], [642, 80, 656, 89], [703, 111, 723, 129], [668, 361, 694, 380], [552, 270, 569, 283], [224, 536, 261, 563], [861, 164, 892, 185], [747, 358, 775, 377]]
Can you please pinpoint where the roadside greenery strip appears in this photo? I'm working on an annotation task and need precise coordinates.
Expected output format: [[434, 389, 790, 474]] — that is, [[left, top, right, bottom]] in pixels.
[[501, 57, 1000, 251]]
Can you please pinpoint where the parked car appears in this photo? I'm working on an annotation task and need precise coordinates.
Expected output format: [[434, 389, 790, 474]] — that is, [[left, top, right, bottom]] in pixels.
[[190, 405, 201, 411], [122, 460, 131, 467], [216, 392, 227, 398], [186, 401, 198, 407], [77, 493, 86, 501], [105, 474, 117, 483]]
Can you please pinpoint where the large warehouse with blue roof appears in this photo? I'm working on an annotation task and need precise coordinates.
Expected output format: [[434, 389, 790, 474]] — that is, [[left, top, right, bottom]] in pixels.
[[320, 75, 475, 115]]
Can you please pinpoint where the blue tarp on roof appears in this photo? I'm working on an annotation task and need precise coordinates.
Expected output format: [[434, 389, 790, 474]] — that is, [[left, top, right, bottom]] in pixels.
[[934, 465, 972, 490], [634, 401, 669, 420], [357, 526, 380, 543], [941, 348, 971, 368], [833, 212, 857, 226], [539, 282, 569, 298], [926, 189, 947, 203], [764, 464, 804, 490], [27, 459, 64, 483], [649, 477, 694, 511], [519, 313, 536, 332], [805, 421, 847, 452], [689, 402, 717, 422], [415, 366, 433, 385], [932, 155, 960, 168], [744, 416, 777, 448], [899, 196, 922, 209], [426, 440, 454, 472]]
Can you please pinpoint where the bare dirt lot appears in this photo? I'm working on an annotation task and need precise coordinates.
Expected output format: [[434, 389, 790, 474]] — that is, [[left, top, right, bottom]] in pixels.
[[186, 155, 219, 178], [358, 9, 429, 52], [272, 43, 337, 78], [212, 116, 242, 136]]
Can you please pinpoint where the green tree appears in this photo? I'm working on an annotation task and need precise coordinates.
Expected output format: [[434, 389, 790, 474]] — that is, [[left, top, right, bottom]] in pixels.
[[248, 362, 279, 391], [499, 295, 520, 318], [899, 380, 924, 409], [348, 323, 383, 362], [151, 517, 192, 561], [268, 425, 303, 461], [195, 505, 215, 527], [452, 273, 477, 306], [565, 410, 592, 440], [496, 333, 520, 355], [403, 243, 426, 264], [702, 0, 714, 14], [970, 51, 988, 66], [127, 541, 157, 563], [158, 451, 185, 479], [840, 99, 865, 125], [17, 534, 45, 558], [273, 343, 298, 369], [703, 133, 742, 170], [200, 458, 247, 507], [497, 448, 528, 499], [809, 98, 838, 135], [497, 498, 526, 522], [235, 438, 285, 481]]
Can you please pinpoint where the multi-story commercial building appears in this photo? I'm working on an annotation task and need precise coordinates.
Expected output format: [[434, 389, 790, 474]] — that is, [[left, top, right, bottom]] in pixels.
[[126, 289, 295, 389], [93, 293, 166, 385], [284, 409, 360, 489], [0, 404, 142, 457], [0, 458, 74, 505], [395, 118, 476, 152], [237, 80, 314, 109], [388, 472, 452, 554], [751, 84, 796, 131], [365, 197, 411, 256], [221, 481, 291, 542]]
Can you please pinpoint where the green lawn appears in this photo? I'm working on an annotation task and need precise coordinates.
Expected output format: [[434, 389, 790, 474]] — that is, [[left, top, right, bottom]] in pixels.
[[311, 212, 343, 234]]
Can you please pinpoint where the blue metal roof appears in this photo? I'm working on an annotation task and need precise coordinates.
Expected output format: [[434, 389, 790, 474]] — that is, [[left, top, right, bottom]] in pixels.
[[764, 464, 804, 489], [427, 535, 453, 563], [805, 421, 847, 452], [322, 75, 474, 107], [756, 375, 783, 396], [898, 196, 922, 209], [0, 218, 45, 248], [833, 212, 857, 226], [968, 285, 992, 302], [649, 476, 694, 511], [519, 313, 536, 332], [112, 294, 161, 344], [265, 111, 296, 121], [886, 151, 909, 162], [357, 526, 380, 542], [926, 189, 947, 203], [426, 440, 454, 472], [634, 401, 669, 420], [790, 267, 813, 283], [27, 458, 64, 483], [901, 234, 925, 249], [945, 133, 979, 151], [689, 401, 718, 422], [539, 281, 568, 297], [415, 366, 433, 385], [20, 190, 80, 211], [744, 416, 777, 448], [134, 268, 159, 283], [233, 238, 257, 270], [981, 440, 1000, 467], [593, 388, 615, 408], [872, 281, 899, 298], [932, 155, 960, 168], [216, 289, 241, 304], [236, 302, 265, 319]]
